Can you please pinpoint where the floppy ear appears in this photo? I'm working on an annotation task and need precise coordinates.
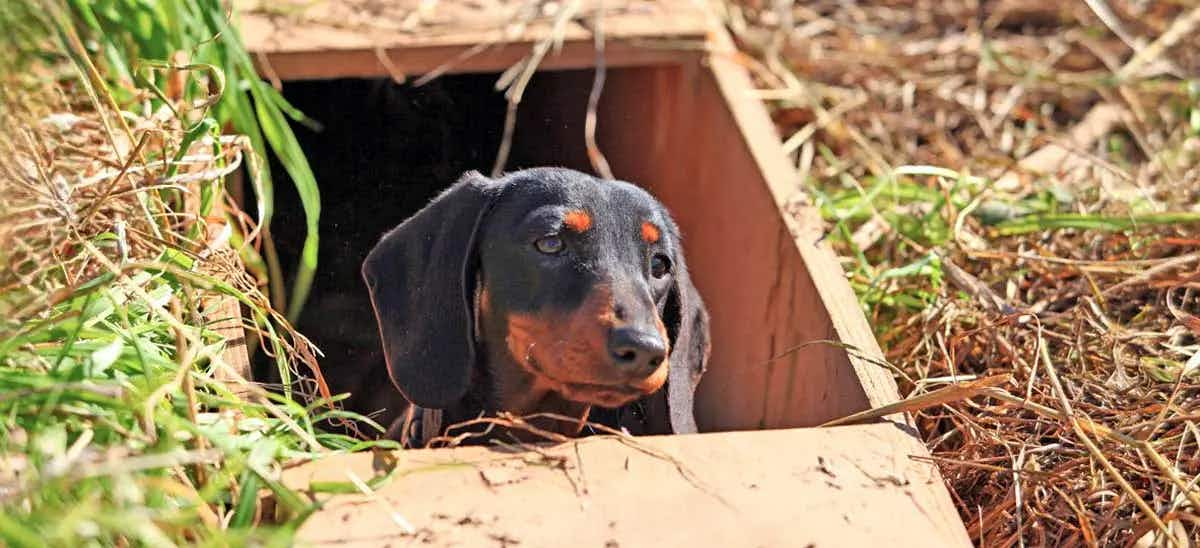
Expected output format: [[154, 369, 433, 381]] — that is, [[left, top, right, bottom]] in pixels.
[[661, 244, 711, 434], [361, 171, 498, 409]]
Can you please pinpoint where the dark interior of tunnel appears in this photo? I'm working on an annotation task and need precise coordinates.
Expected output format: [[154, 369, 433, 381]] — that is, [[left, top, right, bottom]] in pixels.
[[254, 70, 603, 431]]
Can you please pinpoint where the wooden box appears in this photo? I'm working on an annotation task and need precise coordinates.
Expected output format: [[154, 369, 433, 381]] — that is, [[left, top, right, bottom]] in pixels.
[[240, 2, 972, 545]]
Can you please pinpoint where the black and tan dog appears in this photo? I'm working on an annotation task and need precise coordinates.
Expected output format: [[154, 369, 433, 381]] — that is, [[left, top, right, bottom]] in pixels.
[[361, 167, 709, 445]]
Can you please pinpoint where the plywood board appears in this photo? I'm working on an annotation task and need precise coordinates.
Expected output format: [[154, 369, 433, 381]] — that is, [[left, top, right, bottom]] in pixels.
[[237, 0, 708, 80], [502, 36, 903, 430], [698, 27, 907, 421], [285, 425, 971, 547], [199, 218, 253, 396], [238, 0, 902, 429], [594, 63, 880, 432], [242, 7, 971, 544]]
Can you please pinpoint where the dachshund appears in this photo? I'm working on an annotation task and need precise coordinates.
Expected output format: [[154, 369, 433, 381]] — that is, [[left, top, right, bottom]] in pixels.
[[360, 167, 710, 446]]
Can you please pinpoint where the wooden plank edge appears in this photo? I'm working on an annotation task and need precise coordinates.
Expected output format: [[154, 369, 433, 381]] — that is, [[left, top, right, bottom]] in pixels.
[[202, 217, 253, 396], [286, 423, 972, 547], [251, 37, 704, 82], [693, 14, 968, 545], [698, 17, 904, 417]]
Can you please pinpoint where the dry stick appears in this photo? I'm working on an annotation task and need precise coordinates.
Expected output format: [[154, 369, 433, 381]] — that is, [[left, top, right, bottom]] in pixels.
[[1102, 253, 1200, 296], [912, 455, 1063, 481], [573, 405, 592, 436], [426, 412, 523, 447], [1136, 439, 1200, 523], [433, 411, 719, 501], [374, 48, 407, 85], [940, 256, 1014, 314], [969, 250, 1167, 269], [490, 0, 581, 177], [170, 297, 207, 487], [413, 1, 554, 88], [413, 43, 491, 87], [77, 132, 152, 227], [345, 468, 416, 535], [1013, 444, 1026, 547], [780, 92, 867, 155], [1033, 344, 1176, 544], [1081, 0, 1141, 54], [44, 0, 130, 156], [1116, 4, 1200, 81], [1109, 5, 1200, 185], [255, 50, 283, 91], [491, 101, 521, 178], [583, 1, 613, 180], [831, 352, 1199, 540], [820, 375, 1009, 427], [49, 0, 167, 243], [1049, 484, 1099, 548]]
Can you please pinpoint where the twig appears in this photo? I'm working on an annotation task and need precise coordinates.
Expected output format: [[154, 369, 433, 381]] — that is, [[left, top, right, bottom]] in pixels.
[[821, 375, 1009, 427], [583, 1, 613, 180], [373, 47, 406, 84], [1102, 253, 1200, 296], [1035, 344, 1175, 544], [1081, 0, 1141, 54], [491, 0, 581, 177], [170, 297, 207, 486], [1116, 5, 1200, 81], [346, 469, 415, 535]]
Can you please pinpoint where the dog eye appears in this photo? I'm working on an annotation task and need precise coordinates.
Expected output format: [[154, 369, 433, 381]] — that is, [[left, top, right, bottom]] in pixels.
[[650, 254, 671, 278], [534, 235, 565, 254]]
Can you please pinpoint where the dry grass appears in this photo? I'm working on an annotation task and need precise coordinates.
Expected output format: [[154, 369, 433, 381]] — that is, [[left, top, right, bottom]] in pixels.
[[13, 0, 1197, 543], [723, 0, 1200, 545], [0, 4, 387, 542]]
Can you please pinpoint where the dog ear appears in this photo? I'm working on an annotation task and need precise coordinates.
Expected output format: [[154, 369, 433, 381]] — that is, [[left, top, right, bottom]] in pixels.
[[362, 171, 498, 409], [661, 241, 711, 434]]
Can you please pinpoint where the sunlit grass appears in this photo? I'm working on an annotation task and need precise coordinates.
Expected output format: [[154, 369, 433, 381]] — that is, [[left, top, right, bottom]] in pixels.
[[0, 2, 392, 544]]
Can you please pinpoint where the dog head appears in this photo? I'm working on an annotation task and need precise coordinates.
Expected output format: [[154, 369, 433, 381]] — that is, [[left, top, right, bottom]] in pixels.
[[361, 168, 709, 433]]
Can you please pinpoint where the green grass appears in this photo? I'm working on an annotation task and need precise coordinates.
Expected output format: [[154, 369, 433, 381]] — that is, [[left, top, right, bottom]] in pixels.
[[0, 1, 394, 544], [63, 0, 323, 322], [0, 267, 374, 544], [809, 162, 1200, 328]]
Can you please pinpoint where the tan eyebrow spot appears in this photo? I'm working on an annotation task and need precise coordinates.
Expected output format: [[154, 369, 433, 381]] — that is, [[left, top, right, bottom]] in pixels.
[[563, 210, 592, 232], [641, 221, 661, 243]]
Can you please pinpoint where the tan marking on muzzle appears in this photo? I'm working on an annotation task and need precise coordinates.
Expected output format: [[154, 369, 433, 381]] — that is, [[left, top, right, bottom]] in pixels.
[[503, 286, 667, 406]]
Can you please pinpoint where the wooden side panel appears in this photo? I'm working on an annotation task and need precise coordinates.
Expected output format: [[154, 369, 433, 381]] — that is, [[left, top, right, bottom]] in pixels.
[[594, 64, 876, 431], [286, 425, 972, 547], [700, 31, 904, 416], [241, 0, 902, 428], [202, 219, 252, 394], [247, 40, 694, 82], [237, 0, 708, 81], [205, 294, 251, 393]]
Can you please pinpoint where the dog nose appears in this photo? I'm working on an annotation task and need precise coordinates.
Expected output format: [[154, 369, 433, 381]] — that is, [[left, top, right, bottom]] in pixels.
[[608, 327, 667, 375]]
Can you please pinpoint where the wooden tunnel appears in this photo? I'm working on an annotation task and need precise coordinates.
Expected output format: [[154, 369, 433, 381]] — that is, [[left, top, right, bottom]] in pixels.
[[234, 1, 972, 545]]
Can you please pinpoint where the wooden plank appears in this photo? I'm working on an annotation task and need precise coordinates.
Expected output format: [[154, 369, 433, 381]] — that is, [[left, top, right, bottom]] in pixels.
[[249, 41, 696, 82], [237, 0, 708, 80], [590, 62, 890, 430], [205, 293, 251, 393], [485, 42, 901, 429], [240, 5, 969, 542], [285, 424, 971, 547], [202, 219, 252, 394], [697, 25, 906, 418]]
